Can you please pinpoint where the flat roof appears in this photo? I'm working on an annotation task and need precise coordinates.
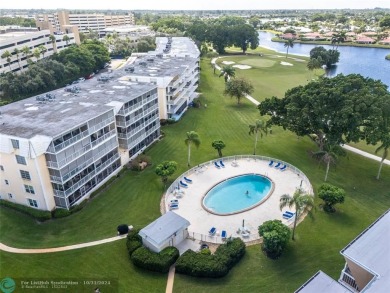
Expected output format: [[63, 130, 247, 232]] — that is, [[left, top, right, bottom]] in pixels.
[[295, 271, 351, 293], [123, 54, 197, 79], [341, 209, 390, 292], [139, 211, 190, 246], [155, 37, 200, 58], [0, 29, 47, 43], [0, 71, 157, 139]]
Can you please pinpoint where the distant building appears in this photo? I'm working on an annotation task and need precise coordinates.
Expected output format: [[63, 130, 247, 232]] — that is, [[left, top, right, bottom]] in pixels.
[[0, 25, 78, 74], [355, 35, 375, 44], [378, 37, 390, 45], [36, 10, 134, 36], [295, 209, 390, 293]]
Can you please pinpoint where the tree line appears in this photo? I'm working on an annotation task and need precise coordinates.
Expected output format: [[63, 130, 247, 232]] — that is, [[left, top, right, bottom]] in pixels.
[[151, 16, 259, 54], [0, 40, 110, 102]]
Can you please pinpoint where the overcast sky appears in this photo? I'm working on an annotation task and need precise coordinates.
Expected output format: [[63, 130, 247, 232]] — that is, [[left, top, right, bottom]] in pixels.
[[2, 0, 390, 10]]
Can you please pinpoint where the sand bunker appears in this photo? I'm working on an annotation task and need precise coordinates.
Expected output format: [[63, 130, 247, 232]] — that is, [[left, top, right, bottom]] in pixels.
[[280, 62, 293, 66], [233, 65, 252, 69], [222, 61, 235, 65]]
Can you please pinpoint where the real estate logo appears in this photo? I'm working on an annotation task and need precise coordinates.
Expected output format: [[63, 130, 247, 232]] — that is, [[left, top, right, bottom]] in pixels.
[[0, 277, 15, 293]]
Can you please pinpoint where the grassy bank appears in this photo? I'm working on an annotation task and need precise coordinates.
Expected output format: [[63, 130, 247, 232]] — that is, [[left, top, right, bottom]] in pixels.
[[1, 57, 389, 292]]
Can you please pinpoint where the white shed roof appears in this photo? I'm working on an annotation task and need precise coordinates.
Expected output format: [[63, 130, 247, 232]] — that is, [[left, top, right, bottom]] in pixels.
[[295, 271, 351, 293], [139, 212, 190, 246]]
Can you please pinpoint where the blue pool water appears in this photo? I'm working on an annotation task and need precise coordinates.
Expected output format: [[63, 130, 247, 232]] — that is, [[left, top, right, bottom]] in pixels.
[[203, 174, 272, 215]]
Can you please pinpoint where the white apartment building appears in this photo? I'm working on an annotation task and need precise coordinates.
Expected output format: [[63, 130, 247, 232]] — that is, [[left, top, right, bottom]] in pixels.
[[0, 73, 159, 211], [36, 11, 134, 35], [0, 27, 77, 74], [125, 37, 200, 120], [295, 209, 390, 293]]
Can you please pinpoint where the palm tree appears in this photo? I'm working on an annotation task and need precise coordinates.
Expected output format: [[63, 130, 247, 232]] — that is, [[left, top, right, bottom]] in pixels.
[[21, 45, 31, 64], [219, 65, 235, 82], [49, 34, 57, 52], [375, 142, 389, 180], [1, 50, 12, 71], [211, 140, 226, 157], [32, 48, 41, 62], [63, 35, 70, 46], [12, 48, 22, 70], [38, 45, 47, 59], [184, 131, 201, 167], [333, 31, 346, 50], [307, 57, 322, 79], [284, 39, 295, 59], [312, 144, 346, 182], [248, 120, 267, 155], [279, 189, 314, 240]]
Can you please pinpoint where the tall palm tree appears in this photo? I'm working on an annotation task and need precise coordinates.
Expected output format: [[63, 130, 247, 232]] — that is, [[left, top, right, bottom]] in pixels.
[[1, 50, 12, 71], [279, 189, 314, 240], [38, 45, 47, 59], [219, 65, 235, 82], [312, 144, 346, 182], [375, 142, 389, 180], [32, 48, 41, 62], [284, 39, 295, 59], [21, 45, 31, 64], [184, 131, 201, 167], [248, 119, 267, 155], [49, 34, 57, 52], [63, 35, 71, 46], [12, 48, 22, 70]]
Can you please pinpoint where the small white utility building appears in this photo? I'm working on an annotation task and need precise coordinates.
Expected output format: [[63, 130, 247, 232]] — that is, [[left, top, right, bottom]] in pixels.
[[139, 211, 190, 253]]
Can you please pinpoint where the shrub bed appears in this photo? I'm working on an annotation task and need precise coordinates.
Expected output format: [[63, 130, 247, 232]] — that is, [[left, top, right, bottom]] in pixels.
[[52, 208, 71, 218], [126, 229, 142, 256], [175, 238, 246, 278], [0, 200, 52, 221], [131, 246, 180, 273]]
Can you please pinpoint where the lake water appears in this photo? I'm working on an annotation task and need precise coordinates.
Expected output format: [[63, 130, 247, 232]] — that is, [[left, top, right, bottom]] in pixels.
[[258, 31, 390, 87]]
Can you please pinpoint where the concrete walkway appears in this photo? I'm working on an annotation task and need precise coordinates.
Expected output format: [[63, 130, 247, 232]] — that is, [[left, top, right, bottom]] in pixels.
[[210, 58, 389, 166], [0, 235, 127, 254], [165, 265, 176, 293]]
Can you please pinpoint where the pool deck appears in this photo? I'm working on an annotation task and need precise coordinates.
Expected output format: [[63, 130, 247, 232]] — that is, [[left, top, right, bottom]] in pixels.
[[164, 157, 312, 243]]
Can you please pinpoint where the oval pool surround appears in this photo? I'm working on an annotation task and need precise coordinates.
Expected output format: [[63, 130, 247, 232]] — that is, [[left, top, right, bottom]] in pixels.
[[202, 174, 274, 215]]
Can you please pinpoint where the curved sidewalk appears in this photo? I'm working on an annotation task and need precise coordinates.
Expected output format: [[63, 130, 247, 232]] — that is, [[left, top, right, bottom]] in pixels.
[[211, 58, 389, 166], [0, 234, 127, 254]]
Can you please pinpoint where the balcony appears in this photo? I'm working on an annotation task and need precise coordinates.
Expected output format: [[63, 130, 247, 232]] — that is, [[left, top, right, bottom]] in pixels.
[[88, 116, 115, 134], [47, 130, 90, 153], [338, 264, 359, 292], [118, 102, 143, 116], [47, 144, 92, 169], [91, 129, 117, 148], [53, 153, 120, 198]]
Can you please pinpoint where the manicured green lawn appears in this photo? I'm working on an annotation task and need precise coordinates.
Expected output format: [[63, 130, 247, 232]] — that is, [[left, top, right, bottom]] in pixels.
[[1, 57, 389, 292], [348, 140, 380, 156]]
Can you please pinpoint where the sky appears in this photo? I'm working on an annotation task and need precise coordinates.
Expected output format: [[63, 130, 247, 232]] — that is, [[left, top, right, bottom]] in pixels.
[[1, 0, 390, 11]]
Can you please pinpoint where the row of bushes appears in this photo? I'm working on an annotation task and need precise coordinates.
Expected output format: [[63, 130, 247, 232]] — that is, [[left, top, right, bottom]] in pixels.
[[175, 238, 246, 278], [0, 199, 52, 221], [126, 229, 179, 273], [131, 246, 180, 273]]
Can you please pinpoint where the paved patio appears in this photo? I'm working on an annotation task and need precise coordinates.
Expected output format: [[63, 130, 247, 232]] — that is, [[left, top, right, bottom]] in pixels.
[[165, 156, 312, 243]]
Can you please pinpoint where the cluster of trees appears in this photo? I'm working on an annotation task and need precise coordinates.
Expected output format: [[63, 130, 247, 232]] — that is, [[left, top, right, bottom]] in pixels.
[[258, 74, 390, 180], [309, 46, 340, 68], [150, 16, 259, 54], [104, 34, 156, 58], [0, 17, 35, 27], [379, 15, 390, 28], [0, 40, 109, 101]]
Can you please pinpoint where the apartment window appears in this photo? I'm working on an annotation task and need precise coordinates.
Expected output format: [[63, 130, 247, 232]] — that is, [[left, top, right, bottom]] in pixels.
[[16, 155, 27, 165], [27, 198, 38, 208], [20, 170, 31, 180], [8, 193, 13, 199], [24, 185, 35, 194], [5, 180, 9, 185], [0, 165, 4, 171], [11, 139, 20, 149]]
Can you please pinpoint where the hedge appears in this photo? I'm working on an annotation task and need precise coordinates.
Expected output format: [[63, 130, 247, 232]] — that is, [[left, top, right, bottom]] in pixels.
[[126, 229, 142, 256], [0, 200, 52, 221], [52, 208, 71, 218], [131, 246, 180, 273], [175, 238, 246, 278]]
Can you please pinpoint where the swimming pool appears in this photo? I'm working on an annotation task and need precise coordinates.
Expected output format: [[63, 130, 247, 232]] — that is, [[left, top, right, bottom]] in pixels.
[[202, 174, 273, 215]]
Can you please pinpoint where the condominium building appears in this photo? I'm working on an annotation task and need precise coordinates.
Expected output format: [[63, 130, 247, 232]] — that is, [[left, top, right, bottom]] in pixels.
[[125, 37, 200, 120], [295, 209, 390, 293], [0, 72, 159, 210], [0, 26, 78, 74], [36, 10, 134, 35]]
